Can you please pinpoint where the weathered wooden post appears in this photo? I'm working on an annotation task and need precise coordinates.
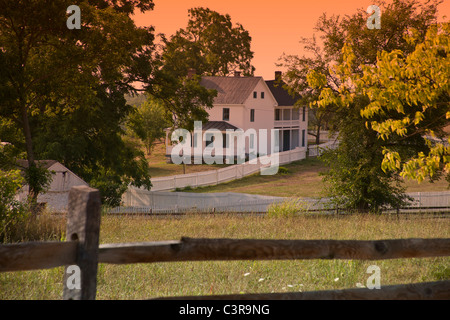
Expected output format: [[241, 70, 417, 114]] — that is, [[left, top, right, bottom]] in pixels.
[[63, 186, 101, 300]]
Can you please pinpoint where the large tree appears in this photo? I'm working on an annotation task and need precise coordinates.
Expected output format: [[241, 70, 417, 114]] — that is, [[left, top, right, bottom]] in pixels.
[[161, 7, 255, 78], [312, 22, 450, 209], [279, 35, 337, 145], [284, 0, 445, 211], [0, 0, 156, 207], [358, 23, 450, 183], [147, 7, 255, 131]]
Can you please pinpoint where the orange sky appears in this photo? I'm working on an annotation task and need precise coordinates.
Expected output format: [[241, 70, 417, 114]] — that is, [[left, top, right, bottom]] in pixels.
[[133, 0, 450, 80]]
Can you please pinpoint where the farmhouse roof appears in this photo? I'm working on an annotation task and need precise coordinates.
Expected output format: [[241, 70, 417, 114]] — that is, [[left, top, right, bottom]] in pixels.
[[200, 76, 262, 105], [265, 80, 300, 106]]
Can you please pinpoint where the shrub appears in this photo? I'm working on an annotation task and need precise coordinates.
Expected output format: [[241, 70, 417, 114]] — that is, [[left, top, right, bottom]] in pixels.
[[0, 169, 28, 242], [0, 169, 65, 243], [175, 185, 193, 192], [266, 199, 310, 218], [277, 167, 290, 175]]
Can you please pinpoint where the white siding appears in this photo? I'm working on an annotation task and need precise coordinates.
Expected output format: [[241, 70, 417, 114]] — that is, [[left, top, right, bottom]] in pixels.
[[207, 78, 278, 154]]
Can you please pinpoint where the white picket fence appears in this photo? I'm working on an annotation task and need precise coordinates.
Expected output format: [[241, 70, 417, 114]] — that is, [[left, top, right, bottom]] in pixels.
[[148, 147, 308, 192], [142, 141, 338, 193], [118, 191, 287, 214], [307, 140, 339, 157], [112, 190, 450, 214]]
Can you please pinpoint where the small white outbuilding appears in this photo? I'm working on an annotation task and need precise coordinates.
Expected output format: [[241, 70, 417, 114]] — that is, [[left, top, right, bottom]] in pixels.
[[15, 160, 88, 212]]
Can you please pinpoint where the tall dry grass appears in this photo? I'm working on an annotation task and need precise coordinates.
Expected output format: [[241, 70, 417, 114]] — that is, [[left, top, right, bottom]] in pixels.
[[1, 213, 448, 299], [1, 210, 66, 244]]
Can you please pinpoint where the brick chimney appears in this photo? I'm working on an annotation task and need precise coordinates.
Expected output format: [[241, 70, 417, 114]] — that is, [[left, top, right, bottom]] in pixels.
[[275, 71, 282, 81], [234, 70, 241, 77]]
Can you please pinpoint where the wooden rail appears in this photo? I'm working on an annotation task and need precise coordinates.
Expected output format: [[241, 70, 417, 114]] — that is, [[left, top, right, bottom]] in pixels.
[[157, 280, 450, 300], [2, 238, 450, 272], [0, 241, 76, 272], [0, 186, 449, 300], [98, 238, 450, 264]]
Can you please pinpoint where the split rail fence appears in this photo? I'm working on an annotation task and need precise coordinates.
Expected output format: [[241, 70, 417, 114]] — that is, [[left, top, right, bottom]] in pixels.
[[1, 186, 449, 300]]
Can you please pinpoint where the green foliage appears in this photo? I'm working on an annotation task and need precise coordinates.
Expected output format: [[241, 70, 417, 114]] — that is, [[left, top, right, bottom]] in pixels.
[[175, 185, 193, 192], [312, 21, 450, 189], [318, 104, 412, 212], [161, 7, 255, 77], [23, 165, 53, 198], [358, 23, 450, 182], [277, 167, 290, 175], [149, 71, 217, 131], [0, 169, 28, 242], [279, 35, 337, 144], [266, 199, 310, 218], [127, 96, 171, 155], [0, 0, 156, 206], [0, 169, 24, 216], [150, 7, 257, 131], [289, 0, 446, 211], [89, 174, 129, 208]]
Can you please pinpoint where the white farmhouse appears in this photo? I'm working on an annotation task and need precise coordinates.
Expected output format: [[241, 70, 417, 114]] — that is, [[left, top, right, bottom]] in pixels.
[[266, 71, 308, 152], [15, 160, 88, 212], [165, 71, 307, 163]]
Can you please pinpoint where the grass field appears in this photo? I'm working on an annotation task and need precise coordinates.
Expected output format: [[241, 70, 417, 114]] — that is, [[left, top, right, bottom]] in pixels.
[[178, 158, 449, 198], [144, 138, 449, 198], [146, 140, 230, 178], [1, 213, 449, 299], [2, 140, 448, 300], [145, 140, 449, 197]]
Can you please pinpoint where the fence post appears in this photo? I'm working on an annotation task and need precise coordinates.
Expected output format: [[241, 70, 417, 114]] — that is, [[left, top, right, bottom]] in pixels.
[[419, 192, 421, 213], [63, 186, 101, 300], [195, 172, 198, 188]]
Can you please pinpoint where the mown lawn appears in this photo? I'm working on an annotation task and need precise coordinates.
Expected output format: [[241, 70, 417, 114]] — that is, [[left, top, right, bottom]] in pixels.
[[145, 139, 448, 197], [146, 140, 230, 178], [178, 158, 449, 198], [1, 213, 449, 299]]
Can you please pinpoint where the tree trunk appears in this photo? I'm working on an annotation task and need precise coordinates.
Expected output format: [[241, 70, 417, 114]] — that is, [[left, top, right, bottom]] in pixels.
[[21, 105, 39, 214], [315, 125, 321, 146]]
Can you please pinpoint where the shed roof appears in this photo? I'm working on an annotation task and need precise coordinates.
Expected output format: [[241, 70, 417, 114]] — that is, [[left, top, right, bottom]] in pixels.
[[15, 159, 58, 169]]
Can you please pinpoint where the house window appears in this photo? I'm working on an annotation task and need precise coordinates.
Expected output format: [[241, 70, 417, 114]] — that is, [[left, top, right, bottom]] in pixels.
[[250, 109, 255, 122], [261, 92, 265, 99], [302, 107, 306, 121], [283, 130, 290, 151], [253, 91, 257, 99], [292, 129, 299, 148], [302, 129, 306, 147], [292, 108, 299, 120], [223, 133, 229, 148], [193, 133, 198, 148], [283, 109, 291, 120], [250, 134, 255, 149], [223, 108, 230, 121], [206, 133, 214, 147], [275, 109, 281, 121]]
